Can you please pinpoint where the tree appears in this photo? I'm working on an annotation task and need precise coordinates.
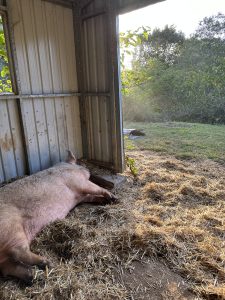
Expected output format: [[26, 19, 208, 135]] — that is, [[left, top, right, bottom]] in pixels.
[[194, 13, 225, 40], [134, 25, 185, 66], [0, 16, 12, 93], [120, 14, 225, 124]]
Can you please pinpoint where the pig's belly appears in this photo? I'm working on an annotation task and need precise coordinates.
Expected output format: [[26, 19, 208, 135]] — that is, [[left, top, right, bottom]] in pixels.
[[23, 192, 77, 241]]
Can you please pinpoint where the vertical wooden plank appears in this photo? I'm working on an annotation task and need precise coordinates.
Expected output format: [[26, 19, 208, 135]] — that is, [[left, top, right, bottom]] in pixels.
[[90, 18, 101, 161], [73, 1, 89, 159], [13, 0, 41, 173], [7, 99, 27, 176], [96, 15, 111, 162], [0, 152, 5, 182], [31, 0, 51, 169], [45, 2, 66, 161], [63, 8, 78, 91], [63, 8, 82, 157], [42, 1, 60, 164], [54, 6, 68, 161], [106, 0, 124, 171], [83, 21, 94, 159]]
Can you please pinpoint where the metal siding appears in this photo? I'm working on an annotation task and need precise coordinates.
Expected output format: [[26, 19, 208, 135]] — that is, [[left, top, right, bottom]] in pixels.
[[10, 0, 83, 174], [82, 10, 113, 164], [0, 1, 27, 182], [0, 99, 26, 181], [79, 0, 124, 171]]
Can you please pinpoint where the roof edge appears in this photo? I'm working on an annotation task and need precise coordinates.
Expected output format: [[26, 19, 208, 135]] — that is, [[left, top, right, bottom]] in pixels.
[[118, 0, 165, 15]]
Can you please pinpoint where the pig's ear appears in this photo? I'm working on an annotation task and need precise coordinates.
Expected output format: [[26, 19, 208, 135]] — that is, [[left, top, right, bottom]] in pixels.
[[66, 150, 76, 164]]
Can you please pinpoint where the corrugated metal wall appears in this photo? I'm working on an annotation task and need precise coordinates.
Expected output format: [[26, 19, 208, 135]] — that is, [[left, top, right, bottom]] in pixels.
[[0, 99, 27, 181], [0, 0, 124, 182], [77, 0, 124, 170], [82, 2, 112, 164], [8, 0, 82, 174]]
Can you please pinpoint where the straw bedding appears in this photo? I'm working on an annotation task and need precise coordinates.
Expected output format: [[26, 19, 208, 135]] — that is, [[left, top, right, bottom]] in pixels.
[[0, 150, 224, 299]]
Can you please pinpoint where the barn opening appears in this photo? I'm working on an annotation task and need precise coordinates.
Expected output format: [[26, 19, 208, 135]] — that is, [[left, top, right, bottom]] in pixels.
[[119, 0, 225, 163]]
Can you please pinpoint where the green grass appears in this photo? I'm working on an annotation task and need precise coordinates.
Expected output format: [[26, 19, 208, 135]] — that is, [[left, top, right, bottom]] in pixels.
[[124, 121, 225, 162]]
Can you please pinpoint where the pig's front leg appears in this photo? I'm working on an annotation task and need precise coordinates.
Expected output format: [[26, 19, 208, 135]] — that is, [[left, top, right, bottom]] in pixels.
[[81, 181, 117, 203], [81, 195, 116, 205]]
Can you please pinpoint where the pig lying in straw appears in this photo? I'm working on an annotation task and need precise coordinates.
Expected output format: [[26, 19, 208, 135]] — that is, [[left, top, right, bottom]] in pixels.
[[0, 151, 116, 283]]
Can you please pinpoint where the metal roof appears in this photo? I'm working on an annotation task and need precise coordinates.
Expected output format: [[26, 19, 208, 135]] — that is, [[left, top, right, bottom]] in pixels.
[[44, 1, 165, 14], [118, 0, 165, 14]]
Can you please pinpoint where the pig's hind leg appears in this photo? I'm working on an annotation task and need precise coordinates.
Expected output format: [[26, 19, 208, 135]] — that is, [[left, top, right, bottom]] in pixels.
[[0, 259, 34, 284], [9, 245, 50, 270], [6, 222, 50, 269]]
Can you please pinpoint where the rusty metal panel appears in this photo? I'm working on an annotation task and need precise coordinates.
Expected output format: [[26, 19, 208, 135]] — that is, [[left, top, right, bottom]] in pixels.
[[0, 99, 26, 181], [9, 0, 82, 173]]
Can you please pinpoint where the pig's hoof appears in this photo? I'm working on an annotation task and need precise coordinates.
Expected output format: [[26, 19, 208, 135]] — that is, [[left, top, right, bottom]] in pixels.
[[22, 269, 34, 286], [37, 259, 52, 270], [105, 192, 118, 204], [23, 274, 34, 286]]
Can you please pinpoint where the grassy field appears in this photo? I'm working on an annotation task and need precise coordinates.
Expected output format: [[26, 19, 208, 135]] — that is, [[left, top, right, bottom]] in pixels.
[[124, 121, 225, 162]]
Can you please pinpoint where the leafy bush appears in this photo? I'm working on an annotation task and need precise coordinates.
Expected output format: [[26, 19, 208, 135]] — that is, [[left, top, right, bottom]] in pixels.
[[121, 13, 225, 124]]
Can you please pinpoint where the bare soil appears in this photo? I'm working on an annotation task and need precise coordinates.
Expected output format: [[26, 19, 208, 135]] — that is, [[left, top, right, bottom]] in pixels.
[[118, 260, 194, 300]]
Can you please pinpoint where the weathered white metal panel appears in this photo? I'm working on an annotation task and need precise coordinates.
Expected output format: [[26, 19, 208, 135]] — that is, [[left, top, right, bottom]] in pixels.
[[9, 0, 82, 173], [0, 99, 26, 181]]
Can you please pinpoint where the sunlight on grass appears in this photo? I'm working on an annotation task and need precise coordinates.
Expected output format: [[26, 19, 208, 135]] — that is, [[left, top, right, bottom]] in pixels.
[[124, 122, 225, 162]]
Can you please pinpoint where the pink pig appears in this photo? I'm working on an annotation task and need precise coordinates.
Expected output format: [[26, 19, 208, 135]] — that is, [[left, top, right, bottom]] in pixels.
[[0, 151, 116, 283]]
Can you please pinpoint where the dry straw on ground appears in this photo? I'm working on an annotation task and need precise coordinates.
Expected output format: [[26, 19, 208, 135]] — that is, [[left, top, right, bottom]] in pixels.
[[0, 150, 225, 299]]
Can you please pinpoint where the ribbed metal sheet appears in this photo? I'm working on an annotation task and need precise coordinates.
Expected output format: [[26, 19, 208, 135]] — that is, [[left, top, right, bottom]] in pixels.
[[0, 99, 27, 181], [79, 0, 124, 171], [10, 0, 82, 173], [82, 11, 113, 164]]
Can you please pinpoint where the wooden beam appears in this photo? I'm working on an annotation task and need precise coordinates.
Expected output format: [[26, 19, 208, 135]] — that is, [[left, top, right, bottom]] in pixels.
[[81, 0, 94, 12], [90, 174, 114, 189], [41, 0, 73, 8], [0, 5, 7, 11], [82, 9, 106, 21], [0, 92, 81, 100]]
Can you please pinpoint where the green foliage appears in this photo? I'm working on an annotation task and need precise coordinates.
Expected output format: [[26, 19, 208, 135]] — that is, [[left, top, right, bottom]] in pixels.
[[194, 13, 225, 40], [125, 155, 138, 177], [121, 13, 225, 124], [0, 16, 12, 93], [134, 25, 185, 66]]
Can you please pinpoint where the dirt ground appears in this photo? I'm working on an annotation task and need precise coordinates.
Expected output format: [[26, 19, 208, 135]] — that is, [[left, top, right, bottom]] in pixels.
[[0, 150, 225, 299], [117, 260, 194, 299]]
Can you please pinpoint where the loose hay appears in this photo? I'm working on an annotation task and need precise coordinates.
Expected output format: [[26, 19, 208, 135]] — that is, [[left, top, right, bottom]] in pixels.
[[0, 150, 225, 299]]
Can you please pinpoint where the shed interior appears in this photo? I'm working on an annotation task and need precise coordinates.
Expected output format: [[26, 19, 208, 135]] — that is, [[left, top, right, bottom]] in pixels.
[[0, 0, 163, 182]]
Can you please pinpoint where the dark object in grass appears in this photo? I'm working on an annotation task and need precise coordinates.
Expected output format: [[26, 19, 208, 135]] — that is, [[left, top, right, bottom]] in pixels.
[[129, 129, 145, 136]]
